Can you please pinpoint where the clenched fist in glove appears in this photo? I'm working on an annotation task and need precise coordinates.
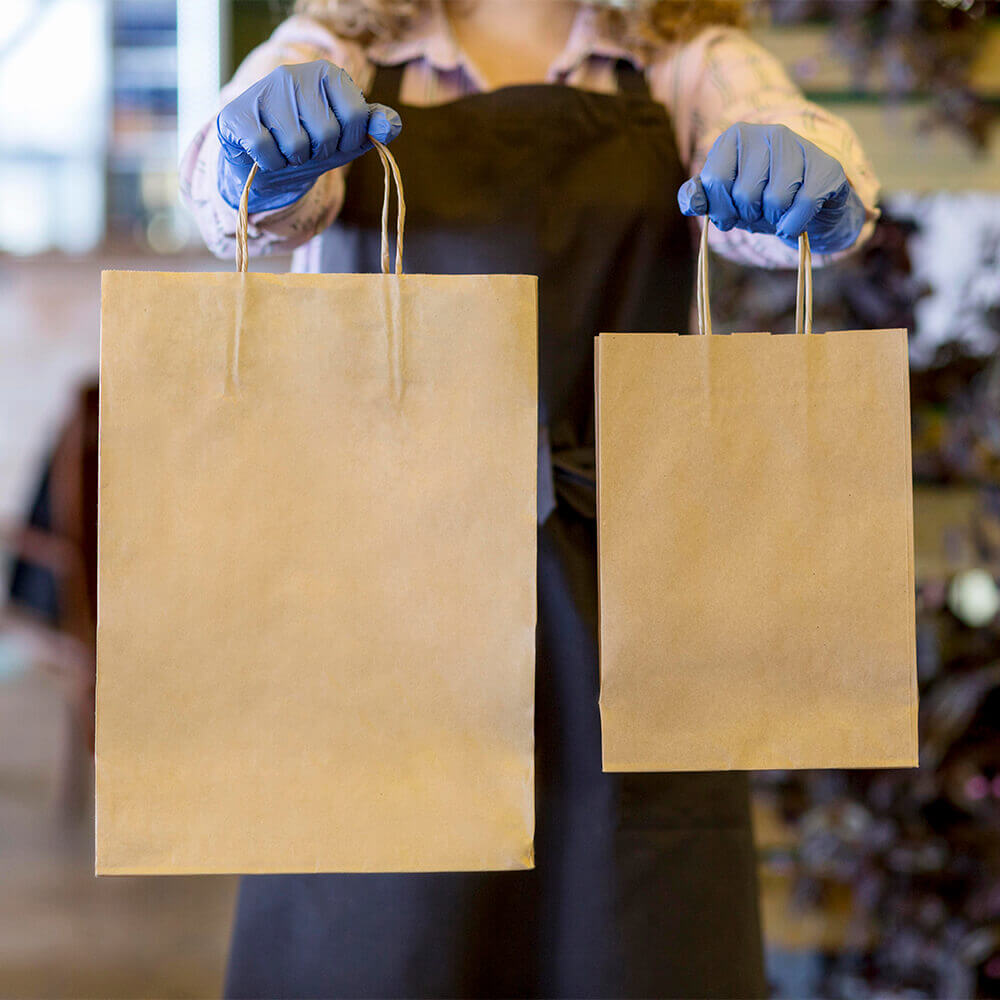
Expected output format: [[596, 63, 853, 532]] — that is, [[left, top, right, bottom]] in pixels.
[[678, 122, 866, 253], [216, 59, 402, 213]]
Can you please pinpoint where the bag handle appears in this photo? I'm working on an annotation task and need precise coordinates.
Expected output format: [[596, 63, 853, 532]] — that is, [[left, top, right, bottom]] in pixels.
[[370, 136, 405, 276], [696, 220, 812, 336], [235, 136, 406, 276]]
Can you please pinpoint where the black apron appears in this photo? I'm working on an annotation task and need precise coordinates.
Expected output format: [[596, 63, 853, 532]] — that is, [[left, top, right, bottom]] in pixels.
[[225, 62, 766, 1000]]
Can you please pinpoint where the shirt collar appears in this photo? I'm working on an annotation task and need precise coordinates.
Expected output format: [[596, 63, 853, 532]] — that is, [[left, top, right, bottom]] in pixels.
[[367, 1, 645, 84], [367, 1, 464, 72], [549, 5, 644, 79]]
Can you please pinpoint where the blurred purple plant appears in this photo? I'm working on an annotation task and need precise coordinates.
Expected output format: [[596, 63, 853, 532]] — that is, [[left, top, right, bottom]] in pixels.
[[759, 0, 999, 150]]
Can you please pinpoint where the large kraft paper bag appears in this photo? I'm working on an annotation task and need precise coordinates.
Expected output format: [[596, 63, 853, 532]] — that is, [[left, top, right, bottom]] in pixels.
[[97, 143, 538, 874], [597, 227, 917, 772]]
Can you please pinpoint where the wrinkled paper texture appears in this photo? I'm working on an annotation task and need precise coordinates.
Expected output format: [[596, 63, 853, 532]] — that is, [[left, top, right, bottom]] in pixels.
[[597, 329, 917, 772], [97, 270, 537, 874]]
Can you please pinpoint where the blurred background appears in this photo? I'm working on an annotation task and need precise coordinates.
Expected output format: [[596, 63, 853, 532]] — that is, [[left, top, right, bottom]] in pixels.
[[2, 1, 1000, 997]]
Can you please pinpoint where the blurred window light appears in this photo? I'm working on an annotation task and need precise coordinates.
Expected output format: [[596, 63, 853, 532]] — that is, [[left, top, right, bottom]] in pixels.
[[0, 0, 107, 156], [0, 161, 104, 254], [0, 0, 107, 253], [177, 0, 222, 156]]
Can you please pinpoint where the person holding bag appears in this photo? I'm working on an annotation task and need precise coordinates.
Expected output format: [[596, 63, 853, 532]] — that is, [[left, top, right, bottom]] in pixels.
[[181, 2, 880, 996]]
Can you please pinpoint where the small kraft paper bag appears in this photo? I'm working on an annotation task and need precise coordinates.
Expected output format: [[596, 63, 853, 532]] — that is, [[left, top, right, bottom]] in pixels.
[[97, 142, 538, 874], [596, 224, 917, 772]]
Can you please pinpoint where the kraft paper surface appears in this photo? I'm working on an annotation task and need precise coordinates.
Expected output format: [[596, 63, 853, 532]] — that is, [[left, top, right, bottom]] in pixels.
[[97, 270, 538, 874], [596, 328, 918, 772]]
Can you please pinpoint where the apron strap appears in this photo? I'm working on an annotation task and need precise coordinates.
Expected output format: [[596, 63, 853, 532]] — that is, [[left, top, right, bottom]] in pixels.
[[368, 61, 408, 106], [614, 59, 651, 98]]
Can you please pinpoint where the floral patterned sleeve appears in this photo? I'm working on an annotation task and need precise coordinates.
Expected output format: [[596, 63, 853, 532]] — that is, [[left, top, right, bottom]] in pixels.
[[648, 27, 881, 269], [179, 16, 373, 261]]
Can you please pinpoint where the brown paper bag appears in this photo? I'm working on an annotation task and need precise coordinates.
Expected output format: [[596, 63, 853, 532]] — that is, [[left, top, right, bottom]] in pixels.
[[596, 225, 917, 772], [97, 142, 538, 874]]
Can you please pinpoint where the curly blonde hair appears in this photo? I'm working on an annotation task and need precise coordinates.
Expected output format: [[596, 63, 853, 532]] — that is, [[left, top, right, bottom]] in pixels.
[[293, 0, 747, 49]]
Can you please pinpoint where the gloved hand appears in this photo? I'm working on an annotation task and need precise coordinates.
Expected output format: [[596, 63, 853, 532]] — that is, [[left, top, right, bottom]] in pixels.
[[216, 59, 402, 213], [677, 122, 866, 254]]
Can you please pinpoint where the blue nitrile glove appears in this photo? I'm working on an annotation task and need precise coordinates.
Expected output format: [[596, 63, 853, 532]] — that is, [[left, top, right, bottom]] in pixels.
[[216, 60, 402, 213], [677, 122, 866, 253]]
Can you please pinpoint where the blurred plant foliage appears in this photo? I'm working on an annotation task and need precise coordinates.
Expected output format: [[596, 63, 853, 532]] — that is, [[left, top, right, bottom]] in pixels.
[[760, 0, 1000, 149], [757, 598, 1000, 998], [708, 194, 1000, 999], [717, 205, 1000, 995]]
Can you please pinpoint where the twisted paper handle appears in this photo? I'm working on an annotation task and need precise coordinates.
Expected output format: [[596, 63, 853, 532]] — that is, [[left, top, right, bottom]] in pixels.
[[235, 137, 406, 276], [697, 221, 812, 336], [369, 136, 405, 276], [236, 163, 258, 274]]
